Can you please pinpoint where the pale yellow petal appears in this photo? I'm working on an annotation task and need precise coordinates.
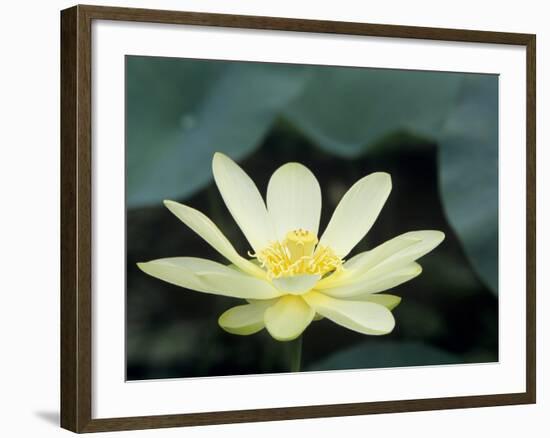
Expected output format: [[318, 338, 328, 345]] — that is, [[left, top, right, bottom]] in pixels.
[[303, 291, 395, 335], [137, 259, 206, 292], [346, 230, 444, 274], [264, 295, 315, 341], [355, 293, 402, 310], [212, 152, 273, 253], [137, 257, 282, 300], [343, 233, 420, 271], [318, 230, 444, 289], [163, 200, 266, 279], [272, 274, 321, 294], [319, 172, 391, 258], [218, 300, 276, 335], [320, 263, 422, 298], [267, 162, 322, 241]]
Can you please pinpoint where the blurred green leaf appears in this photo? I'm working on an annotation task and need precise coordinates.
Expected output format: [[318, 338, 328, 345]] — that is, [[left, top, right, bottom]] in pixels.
[[283, 68, 462, 157], [436, 76, 498, 294], [126, 57, 310, 208], [308, 340, 459, 371]]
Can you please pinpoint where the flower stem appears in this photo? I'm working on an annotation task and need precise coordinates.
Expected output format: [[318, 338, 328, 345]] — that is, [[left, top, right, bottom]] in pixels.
[[289, 335, 303, 372]]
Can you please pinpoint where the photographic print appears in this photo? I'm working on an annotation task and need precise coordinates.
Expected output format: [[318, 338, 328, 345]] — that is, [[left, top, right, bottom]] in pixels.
[[126, 56, 499, 380]]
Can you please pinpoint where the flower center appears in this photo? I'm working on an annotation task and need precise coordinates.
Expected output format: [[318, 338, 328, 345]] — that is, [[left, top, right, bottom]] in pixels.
[[253, 229, 343, 279]]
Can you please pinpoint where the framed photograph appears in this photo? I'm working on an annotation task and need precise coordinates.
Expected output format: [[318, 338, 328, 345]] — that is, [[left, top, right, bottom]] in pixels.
[[60, 4, 536, 433]]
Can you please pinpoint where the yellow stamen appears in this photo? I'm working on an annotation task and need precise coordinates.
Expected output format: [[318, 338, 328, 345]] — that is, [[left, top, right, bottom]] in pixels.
[[252, 229, 343, 279]]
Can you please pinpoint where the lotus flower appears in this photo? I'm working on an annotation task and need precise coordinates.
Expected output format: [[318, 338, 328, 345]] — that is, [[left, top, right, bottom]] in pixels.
[[138, 153, 444, 341]]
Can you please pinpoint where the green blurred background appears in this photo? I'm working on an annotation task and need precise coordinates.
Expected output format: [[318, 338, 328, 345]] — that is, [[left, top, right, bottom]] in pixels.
[[125, 56, 498, 380]]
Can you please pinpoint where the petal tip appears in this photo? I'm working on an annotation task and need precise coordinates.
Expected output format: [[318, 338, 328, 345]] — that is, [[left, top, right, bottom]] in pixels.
[[212, 152, 225, 172], [212, 151, 231, 166], [280, 161, 311, 173], [163, 199, 178, 211], [264, 327, 303, 342], [136, 261, 149, 272], [430, 230, 446, 246], [375, 172, 392, 188], [389, 296, 402, 311], [217, 310, 230, 328], [384, 319, 396, 335], [372, 306, 396, 335]]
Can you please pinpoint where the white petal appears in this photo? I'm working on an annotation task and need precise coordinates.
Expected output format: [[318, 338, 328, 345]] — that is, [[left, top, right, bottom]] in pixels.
[[137, 257, 282, 300], [164, 200, 266, 279], [320, 263, 422, 298], [267, 162, 322, 241], [272, 274, 321, 294], [303, 291, 395, 335], [212, 152, 273, 253], [264, 295, 315, 341], [319, 172, 391, 258], [218, 300, 276, 335]]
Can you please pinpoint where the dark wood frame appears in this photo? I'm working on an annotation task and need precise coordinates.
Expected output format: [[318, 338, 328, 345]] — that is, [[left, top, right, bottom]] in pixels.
[[61, 4, 536, 433]]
